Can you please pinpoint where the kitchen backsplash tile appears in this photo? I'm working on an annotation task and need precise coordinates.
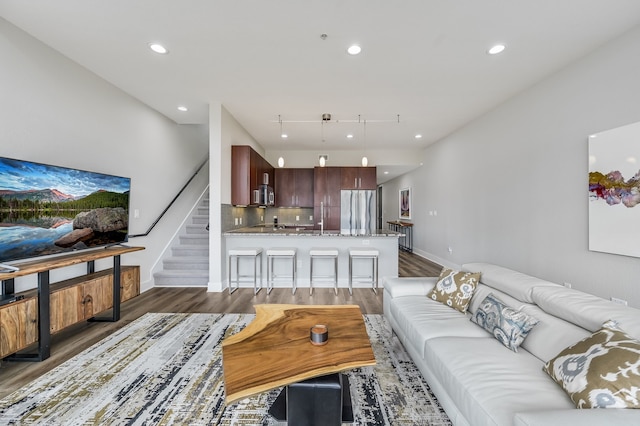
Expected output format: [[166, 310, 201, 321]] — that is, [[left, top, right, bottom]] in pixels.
[[222, 204, 314, 231]]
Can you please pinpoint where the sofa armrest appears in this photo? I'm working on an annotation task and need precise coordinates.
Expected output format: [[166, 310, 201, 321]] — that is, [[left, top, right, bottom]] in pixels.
[[383, 276, 437, 298], [514, 409, 640, 426]]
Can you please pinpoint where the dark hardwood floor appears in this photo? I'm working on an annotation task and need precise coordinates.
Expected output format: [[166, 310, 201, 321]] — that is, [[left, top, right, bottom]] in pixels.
[[399, 249, 442, 277], [0, 250, 441, 398]]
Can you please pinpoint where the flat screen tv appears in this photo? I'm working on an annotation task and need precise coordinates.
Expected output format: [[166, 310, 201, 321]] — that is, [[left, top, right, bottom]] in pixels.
[[0, 156, 131, 269]]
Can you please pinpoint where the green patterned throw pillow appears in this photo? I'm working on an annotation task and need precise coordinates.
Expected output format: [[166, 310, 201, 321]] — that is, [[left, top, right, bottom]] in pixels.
[[427, 268, 480, 313], [471, 293, 539, 352], [543, 320, 640, 409]]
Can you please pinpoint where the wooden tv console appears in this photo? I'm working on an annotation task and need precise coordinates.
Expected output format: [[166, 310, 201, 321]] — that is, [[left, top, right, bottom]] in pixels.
[[0, 246, 144, 361]]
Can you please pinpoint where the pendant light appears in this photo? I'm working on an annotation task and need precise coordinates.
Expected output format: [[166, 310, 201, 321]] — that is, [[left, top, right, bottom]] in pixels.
[[361, 117, 368, 167], [319, 119, 326, 167], [277, 115, 285, 168]]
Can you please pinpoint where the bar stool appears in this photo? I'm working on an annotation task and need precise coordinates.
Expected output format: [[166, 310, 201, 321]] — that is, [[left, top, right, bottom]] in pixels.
[[348, 248, 379, 294], [309, 248, 339, 295], [228, 248, 263, 295], [266, 248, 297, 294]]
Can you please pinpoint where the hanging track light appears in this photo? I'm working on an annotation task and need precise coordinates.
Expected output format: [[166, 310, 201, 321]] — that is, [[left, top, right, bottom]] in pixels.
[[278, 115, 285, 167], [361, 117, 368, 167]]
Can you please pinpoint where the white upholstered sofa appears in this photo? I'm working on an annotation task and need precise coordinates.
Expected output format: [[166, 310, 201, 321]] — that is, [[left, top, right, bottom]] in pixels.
[[383, 262, 640, 426]]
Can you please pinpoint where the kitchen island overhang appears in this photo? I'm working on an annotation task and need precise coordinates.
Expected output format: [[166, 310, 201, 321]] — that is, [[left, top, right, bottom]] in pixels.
[[222, 228, 402, 292]]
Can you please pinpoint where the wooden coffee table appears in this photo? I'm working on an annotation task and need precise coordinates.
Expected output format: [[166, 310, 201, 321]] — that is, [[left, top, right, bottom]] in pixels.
[[222, 304, 376, 418]]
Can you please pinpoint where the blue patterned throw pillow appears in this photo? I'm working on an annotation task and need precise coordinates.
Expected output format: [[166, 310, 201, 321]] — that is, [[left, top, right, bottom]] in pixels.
[[471, 293, 539, 352]]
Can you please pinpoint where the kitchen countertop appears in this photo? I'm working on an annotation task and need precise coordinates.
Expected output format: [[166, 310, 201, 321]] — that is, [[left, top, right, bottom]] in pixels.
[[223, 225, 402, 237]]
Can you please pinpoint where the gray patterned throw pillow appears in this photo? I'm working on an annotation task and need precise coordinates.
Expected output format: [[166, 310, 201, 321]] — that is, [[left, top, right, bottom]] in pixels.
[[543, 320, 640, 409], [470, 293, 539, 352]]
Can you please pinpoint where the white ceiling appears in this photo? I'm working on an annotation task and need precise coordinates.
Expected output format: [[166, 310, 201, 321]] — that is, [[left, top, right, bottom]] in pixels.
[[3, 1, 640, 176]]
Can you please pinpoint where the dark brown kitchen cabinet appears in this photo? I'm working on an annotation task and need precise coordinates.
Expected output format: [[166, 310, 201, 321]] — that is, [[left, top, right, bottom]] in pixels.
[[275, 168, 314, 207], [340, 167, 377, 190], [231, 145, 274, 206], [314, 167, 342, 230]]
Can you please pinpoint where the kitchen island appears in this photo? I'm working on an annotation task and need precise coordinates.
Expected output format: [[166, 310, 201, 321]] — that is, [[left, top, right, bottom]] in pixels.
[[223, 226, 401, 292]]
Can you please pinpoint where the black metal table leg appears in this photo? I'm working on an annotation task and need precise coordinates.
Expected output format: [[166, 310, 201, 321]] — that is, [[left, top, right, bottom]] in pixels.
[[87, 260, 95, 274], [87, 255, 121, 322], [2, 278, 15, 295], [7, 271, 50, 362]]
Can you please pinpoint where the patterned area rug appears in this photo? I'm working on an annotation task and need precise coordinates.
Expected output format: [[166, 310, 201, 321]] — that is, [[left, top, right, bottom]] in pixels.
[[0, 313, 451, 425]]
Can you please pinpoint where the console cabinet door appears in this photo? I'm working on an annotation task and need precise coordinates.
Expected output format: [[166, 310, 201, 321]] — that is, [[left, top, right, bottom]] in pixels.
[[50, 286, 84, 333], [0, 297, 38, 358], [120, 266, 140, 302], [82, 275, 114, 318]]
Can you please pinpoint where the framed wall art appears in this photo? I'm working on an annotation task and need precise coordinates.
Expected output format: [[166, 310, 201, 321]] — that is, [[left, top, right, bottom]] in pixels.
[[399, 187, 411, 220], [588, 121, 640, 258]]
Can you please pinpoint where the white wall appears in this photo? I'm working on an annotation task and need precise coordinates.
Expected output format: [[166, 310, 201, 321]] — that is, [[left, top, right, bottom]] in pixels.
[[0, 18, 209, 292], [383, 25, 640, 307], [208, 105, 263, 291]]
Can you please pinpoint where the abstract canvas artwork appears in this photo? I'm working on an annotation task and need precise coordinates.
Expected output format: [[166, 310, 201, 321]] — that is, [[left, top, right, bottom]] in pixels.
[[588, 121, 640, 258], [400, 188, 411, 219]]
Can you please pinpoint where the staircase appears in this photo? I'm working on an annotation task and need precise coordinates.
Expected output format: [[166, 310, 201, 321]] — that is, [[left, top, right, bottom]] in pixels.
[[153, 194, 209, 287]]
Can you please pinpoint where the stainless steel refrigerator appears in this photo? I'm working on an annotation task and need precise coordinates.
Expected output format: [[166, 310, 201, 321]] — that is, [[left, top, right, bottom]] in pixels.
[[340, 190, 377, 235]]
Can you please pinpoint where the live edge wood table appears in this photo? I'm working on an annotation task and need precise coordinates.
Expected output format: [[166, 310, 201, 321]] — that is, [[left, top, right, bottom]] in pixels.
[[222, 304, 376, 424]]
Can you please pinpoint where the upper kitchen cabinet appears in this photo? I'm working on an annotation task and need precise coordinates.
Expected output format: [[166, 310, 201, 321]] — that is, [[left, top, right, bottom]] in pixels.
[[231, 145, 274, 206], [314, 167, 342, 230], [340, 167, 377, 190], [275, 168, 314, 208], [314, 167, 342, 207]]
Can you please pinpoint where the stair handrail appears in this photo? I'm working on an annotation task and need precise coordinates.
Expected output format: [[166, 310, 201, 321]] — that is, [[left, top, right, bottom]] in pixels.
[[128, 158, 208, 238]]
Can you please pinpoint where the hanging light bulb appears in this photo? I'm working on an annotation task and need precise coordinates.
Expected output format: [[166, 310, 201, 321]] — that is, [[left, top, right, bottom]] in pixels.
[[278, 115, 285, 168], [319, 119, 327, 166], [361, 118, 368, 167]]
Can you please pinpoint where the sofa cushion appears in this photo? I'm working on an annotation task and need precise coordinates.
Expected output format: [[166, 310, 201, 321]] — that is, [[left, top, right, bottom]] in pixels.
[[427, 268, 480, 313], [387, 296, 490, 358], [424, 336, 573, 426], [519, 304, 591, 363], [462, 262, 559, 303], [468, 283, 528, 315], [514, 408, 640, 426], [532, 286, 640, 340], [470, 293, 539, 352], [383, 276, 437, 297], [543, 320, 640, 409]]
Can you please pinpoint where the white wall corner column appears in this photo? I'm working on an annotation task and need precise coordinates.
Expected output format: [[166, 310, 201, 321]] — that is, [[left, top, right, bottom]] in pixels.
[[208, 103, 224, 292]]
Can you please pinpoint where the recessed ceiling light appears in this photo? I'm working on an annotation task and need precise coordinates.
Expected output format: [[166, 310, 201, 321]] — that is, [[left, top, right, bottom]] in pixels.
[[487, 44, 506, 55], [384, 171, 389, 175], [177, 106, 188, 112], [149, 43, 168, 54], [281, 133, 288, 139], [415, 134, 422, 139], [347, 134, 354, 139], [347, 45, 362, 55]]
